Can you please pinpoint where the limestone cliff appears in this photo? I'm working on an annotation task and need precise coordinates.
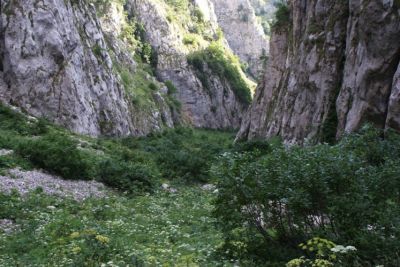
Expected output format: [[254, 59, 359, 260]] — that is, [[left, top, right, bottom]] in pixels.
[[0, 0, 255, 135], [237, 0, 400, 143], [0, 0, 175, 136], [210, 0, 269, 79], [128, 0, 254, 129]]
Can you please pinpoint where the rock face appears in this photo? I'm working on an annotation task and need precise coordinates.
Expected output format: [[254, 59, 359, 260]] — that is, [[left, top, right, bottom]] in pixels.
[[0, 0, 254, 135], [238, 0, 400, 143], [211, 0, 268, 79], [0, 0, 134, 136], [128, 0, 251, 129]]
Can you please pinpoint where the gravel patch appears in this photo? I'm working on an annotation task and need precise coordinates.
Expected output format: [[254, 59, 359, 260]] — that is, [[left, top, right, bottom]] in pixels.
[[0, 219, 19, 234], [0, 168, 108, 201]]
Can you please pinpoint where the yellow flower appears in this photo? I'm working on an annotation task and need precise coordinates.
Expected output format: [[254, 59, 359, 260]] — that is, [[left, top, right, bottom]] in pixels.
[[69, 232, 80, 239], [83, 229, 97, 235], [312, 259, 333, 267], [71, 246, 81, 254], [286, 258, 305, 267], [95, 234, 110, 244]]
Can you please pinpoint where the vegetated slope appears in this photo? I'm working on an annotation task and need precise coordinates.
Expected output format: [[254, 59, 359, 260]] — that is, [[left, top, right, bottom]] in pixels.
[[249, 0, 276, 37], [0, 103, 236, 265], [128, 0, 254, 129], [237, 0, 400, 144]]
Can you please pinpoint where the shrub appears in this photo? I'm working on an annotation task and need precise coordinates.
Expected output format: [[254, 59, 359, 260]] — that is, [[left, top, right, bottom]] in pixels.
[[286, 238, 359, 267], [97, 159, 155, 194], [120, 128, 234, 183], [273, 0, 290, 29], [0, 103, 49, 136], [165, 80, 177, 95], [212, 125, 400, 265], [92, 44, 103, 59], [16, 133, 96, 180], [148, 82, 158, 91], [140, 43, 153, 64], [183, 34, 200, 46]]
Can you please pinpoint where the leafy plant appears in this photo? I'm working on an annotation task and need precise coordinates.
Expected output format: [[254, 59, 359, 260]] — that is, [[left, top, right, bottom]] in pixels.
[[273, 0, 290, 29], [16, 133, 96, 180], [287, 238, 359, 267], [212, 125, 400, 265], [97, 158, 155, 194]]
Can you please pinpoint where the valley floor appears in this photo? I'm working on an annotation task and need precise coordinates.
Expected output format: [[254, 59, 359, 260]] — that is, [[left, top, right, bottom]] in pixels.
[[0, 182, 232, 266]]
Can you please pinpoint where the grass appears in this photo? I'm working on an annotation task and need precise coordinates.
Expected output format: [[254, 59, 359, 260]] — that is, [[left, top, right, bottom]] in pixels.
[[0, 103, 238, 265], [0, 186, 232, 266]]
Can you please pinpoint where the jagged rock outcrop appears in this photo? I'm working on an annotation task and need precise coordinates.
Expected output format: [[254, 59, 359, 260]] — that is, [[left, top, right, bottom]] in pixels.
[[0, 0, 133, 136], [128, 0, 251, 129], [238, 0, 400, 143], [387, 63, 400, 129], [211, 0, 268, 79], [0, 0, 175, 136], [336, 1, 400, 136]]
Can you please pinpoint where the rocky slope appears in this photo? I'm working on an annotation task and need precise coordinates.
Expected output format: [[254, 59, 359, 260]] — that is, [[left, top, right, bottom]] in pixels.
[[210, 0, 269, 79], [127, 0, 254, 129], [237, 0, 400, 143]]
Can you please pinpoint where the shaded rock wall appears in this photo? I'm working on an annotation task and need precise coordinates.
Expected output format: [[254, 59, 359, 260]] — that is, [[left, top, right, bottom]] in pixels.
[[0, 0, 134, 136], [238, 0, 400, 143]]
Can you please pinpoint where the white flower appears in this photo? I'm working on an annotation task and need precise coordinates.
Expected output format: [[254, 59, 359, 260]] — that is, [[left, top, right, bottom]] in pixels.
[[331, 245, 345, 253], [345, 245, 357, 251]]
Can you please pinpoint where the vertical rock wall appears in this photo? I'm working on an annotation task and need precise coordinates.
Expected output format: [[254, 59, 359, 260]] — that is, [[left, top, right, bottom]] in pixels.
[[0, 0, 134, 136], [238, 0, 400, 143]]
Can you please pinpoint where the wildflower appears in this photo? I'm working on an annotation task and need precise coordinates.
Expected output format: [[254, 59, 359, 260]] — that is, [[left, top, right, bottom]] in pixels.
[[71, 246, 81, 254], [345, 245, 356, 251], [312, 259, 333, 267], [95, 234, 110, 244], [286, 257, 306, 267], [330, 245, 345, 253], [69, 232, 80, 239], [83, 229, 97, 235]]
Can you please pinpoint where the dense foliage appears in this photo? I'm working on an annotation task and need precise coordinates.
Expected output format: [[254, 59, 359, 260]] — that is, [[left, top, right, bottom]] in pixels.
[[16, 133, 96, 181], [212, 125, 400, 266], [272, 0, 290, 29], [0, 104, 233, 188], [0, 187, 227, 266], [2, 104, 400, 266], [117, 127, 235, 183]]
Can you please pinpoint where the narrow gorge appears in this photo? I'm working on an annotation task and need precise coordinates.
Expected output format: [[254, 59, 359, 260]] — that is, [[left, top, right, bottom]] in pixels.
[[1, 1, 400, 266]]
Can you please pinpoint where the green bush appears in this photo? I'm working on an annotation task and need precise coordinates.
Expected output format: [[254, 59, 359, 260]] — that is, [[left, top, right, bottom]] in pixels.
[[273, 0, 290, 29], [16, 133, 96, 180], [165, 80, 177, 95], [0, 103, 49, 136], [148, 82, 158, 91], [212, 125, 400, 265], [183, 34, 200, 46], [120, 127, 234, 183], [97, 159, 155, 194]]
